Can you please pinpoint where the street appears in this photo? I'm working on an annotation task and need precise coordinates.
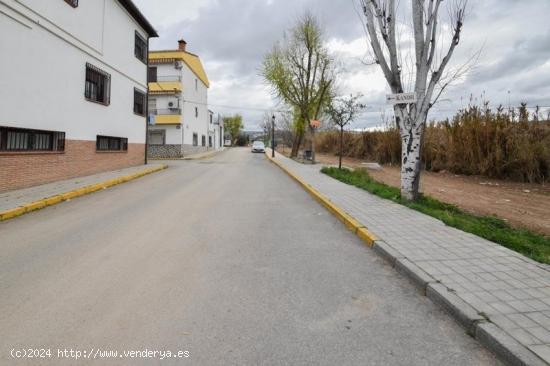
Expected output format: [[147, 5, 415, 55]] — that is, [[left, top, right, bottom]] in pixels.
[[0, 148, 499, 365]]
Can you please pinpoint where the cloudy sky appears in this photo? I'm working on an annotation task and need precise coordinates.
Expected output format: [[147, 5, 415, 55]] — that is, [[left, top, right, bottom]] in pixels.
[[133, 0, 550, 130]]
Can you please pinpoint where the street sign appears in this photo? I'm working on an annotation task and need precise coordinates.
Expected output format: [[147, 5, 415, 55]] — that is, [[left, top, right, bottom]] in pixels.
[[386, 93, 418, 105], [148, 114, 156, 126]]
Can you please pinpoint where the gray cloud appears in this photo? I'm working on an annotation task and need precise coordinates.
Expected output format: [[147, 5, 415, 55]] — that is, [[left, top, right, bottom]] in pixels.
[[134, 0, 550, 130]]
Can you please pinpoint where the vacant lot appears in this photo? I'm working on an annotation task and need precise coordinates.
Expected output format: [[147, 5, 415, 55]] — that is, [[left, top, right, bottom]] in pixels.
[[277, 148, 550, 237]]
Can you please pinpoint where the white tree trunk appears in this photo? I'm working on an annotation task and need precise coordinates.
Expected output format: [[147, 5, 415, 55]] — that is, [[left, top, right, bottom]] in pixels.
[[395, 106, 426, 200], [400, 126, 422, 200]]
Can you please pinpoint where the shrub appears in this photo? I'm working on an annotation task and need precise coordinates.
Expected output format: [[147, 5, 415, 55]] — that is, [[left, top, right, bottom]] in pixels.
[[316, 104, 550, 183]]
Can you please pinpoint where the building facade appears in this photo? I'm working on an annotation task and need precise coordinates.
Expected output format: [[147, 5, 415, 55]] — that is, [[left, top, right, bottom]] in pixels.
[[208, 111, 224, 151], [0, 0, 157, 192], [148, 40, 216, 158]]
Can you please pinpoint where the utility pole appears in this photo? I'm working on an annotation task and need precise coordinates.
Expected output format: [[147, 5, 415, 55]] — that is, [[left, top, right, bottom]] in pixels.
[[271, 114, 275, 158], [145, 37, 151, 165]]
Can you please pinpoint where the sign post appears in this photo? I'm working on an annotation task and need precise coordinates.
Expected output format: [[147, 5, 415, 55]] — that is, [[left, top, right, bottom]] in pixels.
[[271, 115, 275, 158], [386, 93, 418, 105]]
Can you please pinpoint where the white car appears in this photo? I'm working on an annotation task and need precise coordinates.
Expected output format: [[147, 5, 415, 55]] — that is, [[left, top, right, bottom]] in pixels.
[[251, 141, 266, 153]]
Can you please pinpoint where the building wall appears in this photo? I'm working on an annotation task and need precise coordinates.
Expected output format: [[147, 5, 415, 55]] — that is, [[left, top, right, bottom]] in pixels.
[[148, 62, 182, 148], [181, 62, 208, 148], [148, 56, 211, 156], [0, 141, 145, 192], [149, 125, 182, 145], [0, 0, 150, 191], [147, 144, 182, 159], [207, 113, 224, 150]]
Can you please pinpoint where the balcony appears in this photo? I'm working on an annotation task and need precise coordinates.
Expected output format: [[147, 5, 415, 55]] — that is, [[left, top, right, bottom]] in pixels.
[[148, 80, 182, 94], [150, 108, 182, 115], [150, 108, 182, 125], [154, 75, 182, 82], [153, 115, 182, 125]]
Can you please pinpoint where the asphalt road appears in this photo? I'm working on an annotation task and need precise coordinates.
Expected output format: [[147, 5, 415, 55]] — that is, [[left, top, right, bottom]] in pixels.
[[0, 148, 500, 365]]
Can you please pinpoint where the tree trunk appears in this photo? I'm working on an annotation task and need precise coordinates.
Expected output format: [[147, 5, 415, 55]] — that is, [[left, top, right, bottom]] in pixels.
[[290, 130, 303, 157], [399, 112, 426, 201], [310, 126, 316, 164], [339, 126, 343, 169], [400, 131, 422, 200]]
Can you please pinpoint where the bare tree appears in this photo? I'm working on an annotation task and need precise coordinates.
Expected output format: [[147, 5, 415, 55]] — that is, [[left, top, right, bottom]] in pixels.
[[278, 110, 296, 149], [325, 94, 366, 169], [259, 111, 274, 144], [359, 0, 467, 200]]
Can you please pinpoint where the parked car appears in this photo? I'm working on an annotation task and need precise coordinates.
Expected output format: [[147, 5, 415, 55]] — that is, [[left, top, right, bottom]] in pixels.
[[251, 141, 266, 153]]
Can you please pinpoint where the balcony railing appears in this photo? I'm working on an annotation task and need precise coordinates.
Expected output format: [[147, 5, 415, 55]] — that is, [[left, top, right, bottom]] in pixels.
[[150, 108, 182, 115], [149, 75, 182, 82]]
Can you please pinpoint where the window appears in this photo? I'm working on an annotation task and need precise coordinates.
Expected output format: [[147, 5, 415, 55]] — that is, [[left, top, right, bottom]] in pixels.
[[64, 0, 78, 7], [96, 136, 128, 152], [134, 88, 146, 116], [134, 31, 147, 64], [210, 114, 213, 124], [195, 79, 198, 91], [148, 67, 157, 82], [0, 126, 65, 152], [192, 133, 198, 146], [195, 107, 198, 118], [201, 135, 206, 147], [85, 63, 111, 105], [208, 136, 212, 148], [148, 130, 165, 145]]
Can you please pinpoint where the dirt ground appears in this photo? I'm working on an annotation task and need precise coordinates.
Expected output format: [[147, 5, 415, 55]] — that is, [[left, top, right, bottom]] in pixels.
[[277, 148, 550, 237]]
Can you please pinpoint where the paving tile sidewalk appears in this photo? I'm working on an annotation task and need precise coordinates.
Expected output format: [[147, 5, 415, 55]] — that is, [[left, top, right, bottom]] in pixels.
[[271, 151, 550, 364], [0, 164, 165, 212]]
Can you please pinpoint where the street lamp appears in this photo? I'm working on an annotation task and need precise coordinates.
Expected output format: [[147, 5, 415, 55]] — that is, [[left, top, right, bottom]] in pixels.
[[271, 114, 275, 158]]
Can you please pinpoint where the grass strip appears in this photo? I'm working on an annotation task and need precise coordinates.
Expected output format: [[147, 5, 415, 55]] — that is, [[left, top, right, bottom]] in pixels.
[[321, 166, 550, 264]]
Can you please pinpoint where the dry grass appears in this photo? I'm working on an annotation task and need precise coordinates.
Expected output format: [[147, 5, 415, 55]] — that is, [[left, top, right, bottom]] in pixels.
[[316, 104, 550, 183]]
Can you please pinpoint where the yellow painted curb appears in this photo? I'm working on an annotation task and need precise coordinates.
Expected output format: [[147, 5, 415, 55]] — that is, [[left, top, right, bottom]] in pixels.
[[0, 165, 167, 222], [0, 207, 26, 221], [22, 201, 47, 212], [265, 152, 377, 247], [357, 227, 376, 247]]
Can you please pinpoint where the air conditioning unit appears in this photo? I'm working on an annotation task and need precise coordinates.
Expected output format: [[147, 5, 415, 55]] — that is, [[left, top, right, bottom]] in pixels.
[[168, 99, 179, 109], [175, 61, 184, 69]]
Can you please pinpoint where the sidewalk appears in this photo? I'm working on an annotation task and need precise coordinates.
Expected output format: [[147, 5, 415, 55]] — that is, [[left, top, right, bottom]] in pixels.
[[0, 164, 166, 219], [269, 150, 550, 365]]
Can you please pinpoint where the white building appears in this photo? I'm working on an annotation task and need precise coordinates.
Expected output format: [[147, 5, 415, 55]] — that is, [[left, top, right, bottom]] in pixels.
[[0, 0, 157, 192], [148, 40, 221, 158], [208, 111, 224, 151]]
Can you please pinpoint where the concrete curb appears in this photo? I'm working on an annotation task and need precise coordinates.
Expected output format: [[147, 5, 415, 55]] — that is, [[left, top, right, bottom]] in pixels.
[[265, 151, 547, 366], [426, 283, 486, 334], [476, 323, 548, 366], [265, 152, 377, 247], [0, 165, 167, 222], [373, 240, 405, 267], [395, 258, 436, 295]]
